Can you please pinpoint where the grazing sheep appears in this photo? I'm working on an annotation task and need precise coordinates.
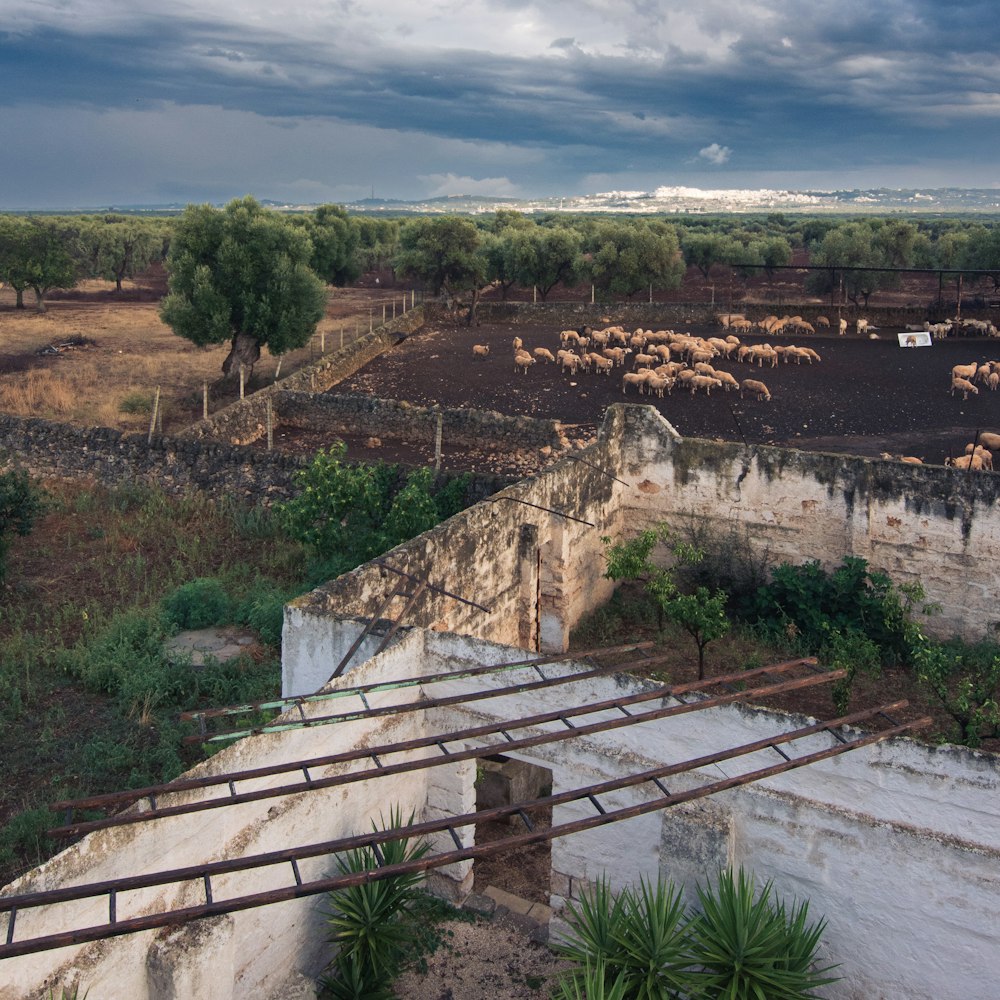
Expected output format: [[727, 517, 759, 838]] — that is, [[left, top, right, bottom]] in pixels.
[[815, 315, 830, 328], [622, 371, 650, 395], [693, 361, 718, 377], [974, 431, 1000, 452], [947, 454, 984, 471], [951, 363, 978, 382], [533, 347, 556, 364], [880, 452, 923, 465], [741, 379, 772, 401], [963, 444, 994, 470], [951, 376, 979, 399], [559, 352, 581, 374], [633, 353, 656, 370], [514, 350, 535, 374], [989, 372, 1000, 391], [714, 370, 740, 392], [645, 375, 671, 398], [472, 344, 490, 358], [856, 319, 870, 335], [689, 375, 723, 396]]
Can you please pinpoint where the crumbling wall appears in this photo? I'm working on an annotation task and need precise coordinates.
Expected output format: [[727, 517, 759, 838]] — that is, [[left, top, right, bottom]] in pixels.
[[275, 391, 568, 451], [282, 449, 618, 696], [419, 630, 1000, 1000], [0, 633, 437, 1000], [609, 405, 1000, 640]]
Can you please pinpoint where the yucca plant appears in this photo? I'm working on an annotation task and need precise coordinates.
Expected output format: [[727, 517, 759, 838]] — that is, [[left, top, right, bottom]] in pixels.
[[320, 807, 429, 999], [686, 867, 839, 1000], [556, 876, 693, 999], [555, 957, 630, 1000]]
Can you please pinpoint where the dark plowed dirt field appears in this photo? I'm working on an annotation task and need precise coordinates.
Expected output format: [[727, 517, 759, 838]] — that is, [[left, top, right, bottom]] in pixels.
[[320, 319, 1000, 471]]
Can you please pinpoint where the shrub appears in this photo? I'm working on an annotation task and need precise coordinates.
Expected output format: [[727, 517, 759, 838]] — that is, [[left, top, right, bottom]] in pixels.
[[555, 876, 693, 999], [320, 808, 429, 999], [912, 638, 1000, 747], [603, 524, 731, 678], [160, 577, 233, 631], [686, 868, 838, 1000], [743, 556, 926, 666], [555, 870, 838, 1000], [0, 467, 44, 583], [118, 390, 154, 414]]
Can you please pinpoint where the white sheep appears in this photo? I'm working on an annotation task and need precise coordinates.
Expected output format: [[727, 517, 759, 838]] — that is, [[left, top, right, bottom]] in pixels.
[[741, 379, 772, 401], [471, 344, 490, 358], [950, 376, 979, 399], [514, 350, 535, 374], [533, 347, 556, 364], [689, 375, 723, 396]]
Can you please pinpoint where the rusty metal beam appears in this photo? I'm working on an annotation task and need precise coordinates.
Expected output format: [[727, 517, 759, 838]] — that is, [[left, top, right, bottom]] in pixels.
[[1, 708, 929, 959], [57, 658, 815, 819], [178, 641, 654, 725], [49, 661, 834, 839]]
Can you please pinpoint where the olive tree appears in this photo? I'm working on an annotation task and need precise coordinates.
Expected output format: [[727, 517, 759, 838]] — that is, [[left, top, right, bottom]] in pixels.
[[160, 197, 327, 378], [79, 216, 163, 291], [586, 221, 685, 299], [0, 216, 78, 310]]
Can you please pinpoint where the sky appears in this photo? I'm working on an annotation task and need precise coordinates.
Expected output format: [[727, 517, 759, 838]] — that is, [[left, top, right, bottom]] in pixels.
[[2, 0, 1000, 209]]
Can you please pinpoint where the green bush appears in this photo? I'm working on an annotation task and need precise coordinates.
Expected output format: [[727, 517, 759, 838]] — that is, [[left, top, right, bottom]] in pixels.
[[687, 868, 838, 1000], [556, 876, 692, 999], [0, 807, 56, 876], [118, 390, 154, 414], [0, 467, 44, 583], [556, 869, 838, 1000], [320, 808, 430, 999], [912, 638, 1000, 747], [160, 577, 233, 631], [742, 556, 928, 667]]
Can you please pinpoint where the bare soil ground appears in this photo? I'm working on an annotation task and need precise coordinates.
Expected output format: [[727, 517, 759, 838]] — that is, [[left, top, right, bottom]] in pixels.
[[332, 320, 1000, 467]]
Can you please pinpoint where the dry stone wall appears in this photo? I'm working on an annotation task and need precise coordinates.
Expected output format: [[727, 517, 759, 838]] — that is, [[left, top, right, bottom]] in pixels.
[[275, 391, 567, 451]]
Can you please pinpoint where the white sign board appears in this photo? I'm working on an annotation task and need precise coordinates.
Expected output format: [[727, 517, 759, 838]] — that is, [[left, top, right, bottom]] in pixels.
[[898, 331, 932, 348]]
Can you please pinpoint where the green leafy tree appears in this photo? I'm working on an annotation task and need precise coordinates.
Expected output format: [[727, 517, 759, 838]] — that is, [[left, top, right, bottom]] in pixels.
[[299, 204, 361, 286], [394, 216, 484, 298], [0, 468, 44, 583], [351, 217, 400, 275], [514, 225, 583, 300], [0, 216, 78, 310], [682, 231, 733, 279], [603, 524, 730, 679], [159, 196, 327, 378], [912, 640, 1000, 748], [78, 216, 162, 292], [586, 221, 685, 299]]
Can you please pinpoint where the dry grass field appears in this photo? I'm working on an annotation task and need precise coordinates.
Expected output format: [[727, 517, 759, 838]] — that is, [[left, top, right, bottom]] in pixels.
[[0, 270, 402, 433]]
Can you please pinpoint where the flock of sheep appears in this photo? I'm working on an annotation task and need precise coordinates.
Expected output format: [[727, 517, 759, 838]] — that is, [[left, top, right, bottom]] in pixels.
[[471, 323, 828, 404], [949, 358, 1000, 399]]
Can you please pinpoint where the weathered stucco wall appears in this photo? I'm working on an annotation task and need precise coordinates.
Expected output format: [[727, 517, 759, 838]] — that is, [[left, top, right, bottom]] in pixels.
[[0, 632, 438, 1000], [282, 449, 618, 697], [418, 630, 1000, 1000], [609, 405, 1000, 640]]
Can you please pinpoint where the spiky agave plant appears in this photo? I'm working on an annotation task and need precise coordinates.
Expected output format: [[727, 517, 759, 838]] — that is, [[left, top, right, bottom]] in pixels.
[[320, 806, 430, 999], [686, 867, 839, 1000]]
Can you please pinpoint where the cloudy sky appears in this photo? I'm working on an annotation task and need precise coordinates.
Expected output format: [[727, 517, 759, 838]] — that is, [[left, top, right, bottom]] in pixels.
[[2, 0, 999, 208]]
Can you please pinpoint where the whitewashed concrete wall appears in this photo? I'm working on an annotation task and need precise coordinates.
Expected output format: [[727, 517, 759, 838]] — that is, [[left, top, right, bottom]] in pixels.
[[608, 405, 1000, 641], [282, 459, 618, 697], [0, 632, 438, 1000], [286, 403, 1000, 702], [416, 630, 1000, 1000]]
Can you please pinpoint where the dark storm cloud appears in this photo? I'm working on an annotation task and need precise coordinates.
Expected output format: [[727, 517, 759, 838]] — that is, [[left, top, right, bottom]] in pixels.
[[1, 0, 999, 206]]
